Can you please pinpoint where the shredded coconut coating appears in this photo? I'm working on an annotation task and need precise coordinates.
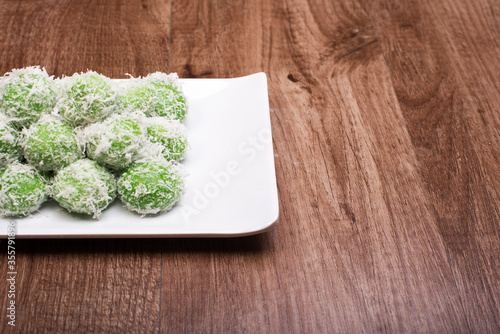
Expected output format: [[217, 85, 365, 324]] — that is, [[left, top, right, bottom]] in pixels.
[[0, 66, 57, 128], [117, 158, 184, 215], [52, 159, 117, 219], [118, 72, 187, 121], [117, 78, 156, 114], [21, 115, 83, 171], [0, 118, 21, 168], [56, 71, 117, 127], [80, 112, 147, 171], [145, 117, 188, 162], [0, 163, 49, 217]]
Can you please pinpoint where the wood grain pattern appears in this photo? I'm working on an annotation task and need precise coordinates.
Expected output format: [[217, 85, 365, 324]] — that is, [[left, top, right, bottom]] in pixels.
[[0, 0, 499, 333], [163, 0, 482, 332], [1, 239, 162, 334], [0, 0, 171, 77], [367, 0, 500, 332]]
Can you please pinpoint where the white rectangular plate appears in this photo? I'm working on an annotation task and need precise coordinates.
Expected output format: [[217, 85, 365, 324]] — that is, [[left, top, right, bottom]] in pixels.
[[0, 73, 279, 238]]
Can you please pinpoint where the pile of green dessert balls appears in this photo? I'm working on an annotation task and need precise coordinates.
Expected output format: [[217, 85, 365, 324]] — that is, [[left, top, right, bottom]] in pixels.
[[0, 66, 188, 219]]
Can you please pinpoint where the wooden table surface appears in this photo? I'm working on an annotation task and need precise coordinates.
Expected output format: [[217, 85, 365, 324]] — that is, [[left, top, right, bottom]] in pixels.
[[1, 0, 499, 333]]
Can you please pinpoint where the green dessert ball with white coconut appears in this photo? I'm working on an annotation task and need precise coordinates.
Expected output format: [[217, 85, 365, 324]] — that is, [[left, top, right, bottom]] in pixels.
[[118, 78, 156, 113], [146, 118, 188, 162], [0, 66, 57, 128], [0, 163, 49, 216], [21, 115, 83, 172], [51, 159, 117, 218], [119, 72, 187, 121], [82, 113, 146, 171], [57, 71, 117, 127], [0, 117, 21, 168], [117, 158, 184, 215]]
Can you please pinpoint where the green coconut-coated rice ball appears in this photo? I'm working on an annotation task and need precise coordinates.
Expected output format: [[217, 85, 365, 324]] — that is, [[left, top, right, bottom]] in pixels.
[[0, 66, 57, 128], [52, 159, 117, 218], [0, 118, 21, 169], [21, 115, 83, 172], [117, 158, 184, 215], [146, 118, 187, 162], [82, 113, 146, 171], [0, 163, 49, 216], [118, 72, 187, 121], [117, 80, 155, 113], [57, 71, 117, 127]]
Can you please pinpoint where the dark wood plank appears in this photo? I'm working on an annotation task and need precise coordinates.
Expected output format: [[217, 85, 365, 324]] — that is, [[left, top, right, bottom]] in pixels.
[[0, 0, 171, 332], [1, 239, 162, 334], [0, 0, 171, 78], [367, 0, 500, 332], [163, 0, 468, 332]]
